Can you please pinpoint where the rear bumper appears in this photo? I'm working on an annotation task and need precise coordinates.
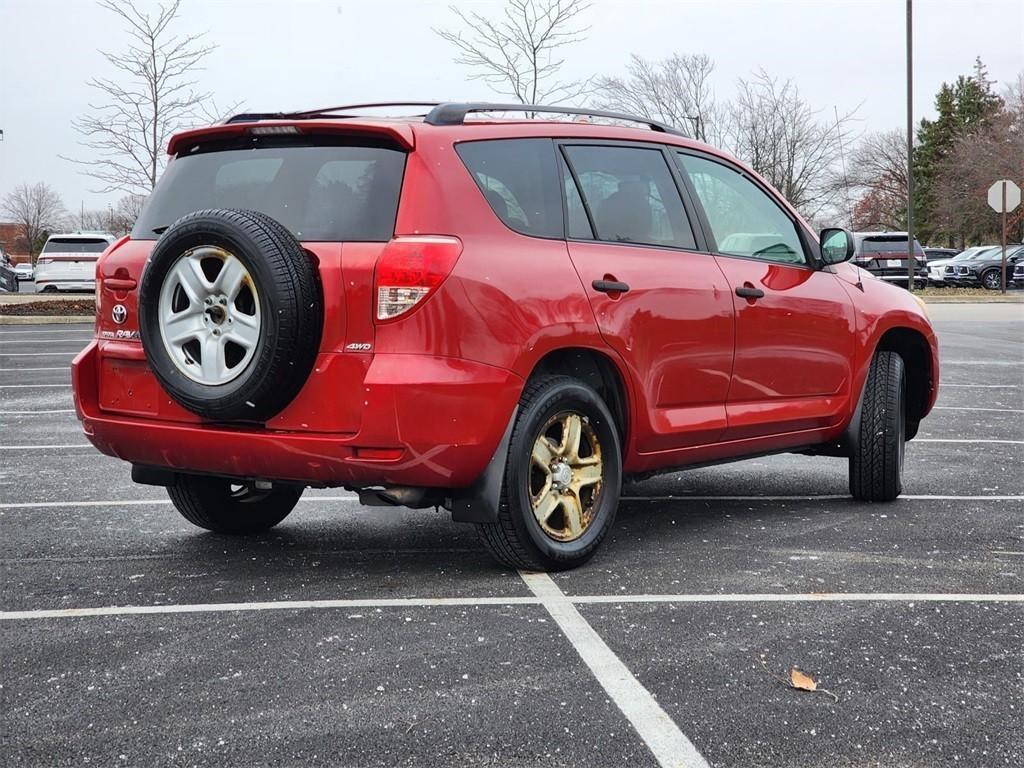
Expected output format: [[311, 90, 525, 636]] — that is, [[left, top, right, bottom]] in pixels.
[[72, 341, 524, 489]]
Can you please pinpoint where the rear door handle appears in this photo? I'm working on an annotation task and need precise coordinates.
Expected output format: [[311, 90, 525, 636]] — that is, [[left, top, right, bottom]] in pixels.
[[735, 285, 765, 299], [592, 279, 630, 294]]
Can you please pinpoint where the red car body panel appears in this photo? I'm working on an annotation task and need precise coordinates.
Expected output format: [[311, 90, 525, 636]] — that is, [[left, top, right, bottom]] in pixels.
[[73, 116, 939, 494]]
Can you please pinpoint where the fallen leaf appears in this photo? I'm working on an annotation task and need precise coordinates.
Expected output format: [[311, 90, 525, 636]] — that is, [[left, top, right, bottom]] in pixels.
[[789, 667, 817, 692]]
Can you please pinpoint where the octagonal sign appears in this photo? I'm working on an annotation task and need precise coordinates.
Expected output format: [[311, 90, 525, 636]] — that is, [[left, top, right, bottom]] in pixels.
[[988, 179, 1022, 213]]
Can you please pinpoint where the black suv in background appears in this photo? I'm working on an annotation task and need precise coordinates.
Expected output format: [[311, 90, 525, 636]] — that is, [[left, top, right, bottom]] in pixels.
[[947, 244, 1024, 290], [852, 232, 927, 289]]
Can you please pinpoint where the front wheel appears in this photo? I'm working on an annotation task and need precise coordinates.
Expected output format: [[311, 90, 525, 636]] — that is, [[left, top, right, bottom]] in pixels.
[[168, 474, 302, 534], [849, 351, 906, 501], [476, 375, 622, 571]]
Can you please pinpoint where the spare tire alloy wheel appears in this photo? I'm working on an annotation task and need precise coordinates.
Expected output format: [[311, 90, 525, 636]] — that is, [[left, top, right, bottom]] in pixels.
[[139, 209, 323, 422], [158, 246, 261, 385]]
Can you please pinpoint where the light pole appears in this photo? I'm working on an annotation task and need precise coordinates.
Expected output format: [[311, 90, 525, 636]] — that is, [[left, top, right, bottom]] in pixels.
[[906, 0, 915, 292]]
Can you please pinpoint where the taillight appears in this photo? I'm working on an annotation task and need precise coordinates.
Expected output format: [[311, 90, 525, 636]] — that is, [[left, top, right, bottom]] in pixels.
[[374, 236, 462, 321]]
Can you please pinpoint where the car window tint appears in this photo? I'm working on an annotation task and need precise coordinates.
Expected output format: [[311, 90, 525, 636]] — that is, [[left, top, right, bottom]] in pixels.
[[456, 139, 563, 238], [134, 139, 406, 241], [677, 153, 806, 265], [560, 157, 593, 239], [563, 145, 695, 249]]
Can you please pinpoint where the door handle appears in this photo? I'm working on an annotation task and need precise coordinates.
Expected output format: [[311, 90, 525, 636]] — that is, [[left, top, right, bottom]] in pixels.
[[592, 279, 630, 294], [735, 285, 765, 299]]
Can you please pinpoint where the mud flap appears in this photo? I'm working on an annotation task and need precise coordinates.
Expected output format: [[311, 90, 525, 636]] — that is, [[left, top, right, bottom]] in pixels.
[[450, 406, 518, 524]]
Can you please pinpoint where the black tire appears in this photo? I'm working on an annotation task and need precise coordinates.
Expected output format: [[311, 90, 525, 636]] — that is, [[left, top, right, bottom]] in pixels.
[[138, 208, 322, 422], [980, 268, 1002, 291], [476, 375, 622, 571], [168, 474, 302, 534], [849, 350, 906, 501]]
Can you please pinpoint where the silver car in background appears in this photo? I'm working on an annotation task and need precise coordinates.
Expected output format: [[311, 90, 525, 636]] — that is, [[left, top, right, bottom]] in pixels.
[[33, 233, 116, 292]]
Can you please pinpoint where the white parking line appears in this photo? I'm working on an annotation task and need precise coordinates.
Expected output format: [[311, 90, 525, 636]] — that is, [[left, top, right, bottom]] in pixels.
[[0, 338, 91, 345], [934, 406, 1024, 413], [0, 367, 68, 372], [521, 571, 710, 768], [943, 360, 1023, 366], [2, 493, 1020, 510], [3, 590, 1021, 622], [941, 384, 1020, 388], [0, 384, 69, 389], [915, 438, 1024, 444], [0, 444, 91, 450], [0, 353, 76, 357], [0, 409, 75, 415]]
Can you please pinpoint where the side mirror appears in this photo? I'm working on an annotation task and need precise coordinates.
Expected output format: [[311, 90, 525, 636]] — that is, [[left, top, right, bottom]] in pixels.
[[819, 227, 855, 266]]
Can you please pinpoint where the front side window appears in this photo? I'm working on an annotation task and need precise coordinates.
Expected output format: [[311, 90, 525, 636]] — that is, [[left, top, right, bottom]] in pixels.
[[563, 145, 696, 249], [678, 153, 807, 265], [456, 138, 563, 238]]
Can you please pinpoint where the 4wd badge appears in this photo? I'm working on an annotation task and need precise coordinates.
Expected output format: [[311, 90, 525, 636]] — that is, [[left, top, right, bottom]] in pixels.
[[112, 304, 128, 324]]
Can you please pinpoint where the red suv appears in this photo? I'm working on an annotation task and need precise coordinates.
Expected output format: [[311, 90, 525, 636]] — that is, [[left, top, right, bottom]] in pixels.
[[72, 102, 939, 571]]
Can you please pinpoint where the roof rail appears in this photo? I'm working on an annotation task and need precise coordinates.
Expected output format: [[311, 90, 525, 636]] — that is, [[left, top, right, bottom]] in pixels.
[[424, 102, 688, 137]]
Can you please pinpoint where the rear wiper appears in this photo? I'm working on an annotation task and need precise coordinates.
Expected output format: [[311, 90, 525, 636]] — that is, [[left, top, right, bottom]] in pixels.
[[152, 226, 169, 235]]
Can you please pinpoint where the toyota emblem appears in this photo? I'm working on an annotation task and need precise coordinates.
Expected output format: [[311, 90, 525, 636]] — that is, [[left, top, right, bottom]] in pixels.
[[112, 304, 128, 325]]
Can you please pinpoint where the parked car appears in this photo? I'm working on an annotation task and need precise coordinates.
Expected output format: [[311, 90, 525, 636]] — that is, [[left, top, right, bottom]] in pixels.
[[947, 244, 1024, 290], [923, 247, 959, 285], [852, 232, 928, 288], [71, 101, 939, 571], [34, 233, 117, 292], [13, 262, 34, 281], [1013, 261, 1024, 288], [930, 245, 998, 285]]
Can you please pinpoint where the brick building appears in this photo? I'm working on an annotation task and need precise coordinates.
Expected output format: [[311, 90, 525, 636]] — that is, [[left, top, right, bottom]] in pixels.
[[0, 223, 30, 264]]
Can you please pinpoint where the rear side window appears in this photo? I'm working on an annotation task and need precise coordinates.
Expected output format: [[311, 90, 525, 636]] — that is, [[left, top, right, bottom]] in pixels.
[[563, 145, 696, 249], [133, 138, 406, 242], [43, 238, 109, 254], [456, 139, 563, 238]]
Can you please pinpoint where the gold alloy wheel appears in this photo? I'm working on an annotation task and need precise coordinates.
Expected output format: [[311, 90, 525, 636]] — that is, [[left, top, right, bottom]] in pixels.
[[529, 412, 604, 542]]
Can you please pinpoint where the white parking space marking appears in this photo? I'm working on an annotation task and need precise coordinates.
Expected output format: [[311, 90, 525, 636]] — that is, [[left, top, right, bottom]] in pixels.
[[942, 360, 1024, 366], [520, 572, 710, 768], [0, 353, 77, 357], [0, 384, 70, 389], [2, 493, 1020, 511], [3, 590, 1021, 622], [934, 406, 1024, 413], [0, 367, 68, 372], [915, 438, 1024, 444], [0, 409, 75, 415], [941, 384, 1021, 388], [0, 338, 91, 344], [0, 445, 92, 451]]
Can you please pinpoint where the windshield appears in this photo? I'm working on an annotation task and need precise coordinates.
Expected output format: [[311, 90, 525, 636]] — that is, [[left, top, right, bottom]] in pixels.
[[952, 247, 997, 261], [133, 137, 406, 242], [42, 238, 110, 254]]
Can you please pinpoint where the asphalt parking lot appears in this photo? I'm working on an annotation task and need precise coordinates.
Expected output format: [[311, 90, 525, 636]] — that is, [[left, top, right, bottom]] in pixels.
[[1, 303, 1021, 768]]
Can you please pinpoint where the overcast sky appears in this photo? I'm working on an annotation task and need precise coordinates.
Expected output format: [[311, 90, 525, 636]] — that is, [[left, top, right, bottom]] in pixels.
[[0, 0, 1021, 215]]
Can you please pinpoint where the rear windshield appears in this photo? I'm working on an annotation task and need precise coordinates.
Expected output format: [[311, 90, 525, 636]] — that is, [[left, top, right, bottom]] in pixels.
[[42, 238, 110, 253], [133, 138, 406, 242], [862, 237, 925, 256]]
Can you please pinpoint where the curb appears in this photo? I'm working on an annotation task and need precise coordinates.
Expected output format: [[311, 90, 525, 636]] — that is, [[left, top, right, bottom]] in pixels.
[[0, 315, 94, 325]]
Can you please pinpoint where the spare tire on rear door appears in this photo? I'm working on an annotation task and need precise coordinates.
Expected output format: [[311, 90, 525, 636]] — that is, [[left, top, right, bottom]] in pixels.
[[138, 208, 323, 422]]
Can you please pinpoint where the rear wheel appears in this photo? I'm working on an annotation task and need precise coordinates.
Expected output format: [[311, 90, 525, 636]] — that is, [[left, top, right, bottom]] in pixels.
[[168, 474, 302, 534], [849, 350, 906, 501], [476, 375, 622, 571]]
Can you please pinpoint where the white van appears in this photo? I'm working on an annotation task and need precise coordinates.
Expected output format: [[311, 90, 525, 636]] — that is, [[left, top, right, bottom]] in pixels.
[[34, 233, 116, 292]]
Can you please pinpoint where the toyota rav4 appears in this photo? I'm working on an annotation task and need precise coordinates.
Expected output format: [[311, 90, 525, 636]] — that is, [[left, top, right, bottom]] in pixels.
[[72, 102, 939, 571]]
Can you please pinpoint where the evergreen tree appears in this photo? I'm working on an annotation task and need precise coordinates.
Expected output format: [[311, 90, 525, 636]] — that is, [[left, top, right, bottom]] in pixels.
[[912, 57, 1004, 244]]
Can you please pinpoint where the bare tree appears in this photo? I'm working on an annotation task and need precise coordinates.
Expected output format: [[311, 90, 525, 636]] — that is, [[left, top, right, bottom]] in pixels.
[[723, 70, 858, 220], [65, 0, 233, 195], [1, 183, 67, 260], [847, 129, 908, 230], [435, 0, 591, 106], [592, 53, 718, 140]]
